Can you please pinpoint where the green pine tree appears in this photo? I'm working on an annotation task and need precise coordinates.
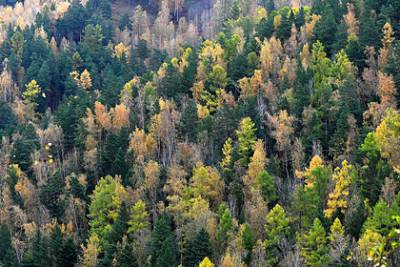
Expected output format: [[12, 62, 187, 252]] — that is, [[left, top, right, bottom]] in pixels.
[[57, 236, 78, 267], [39, 171, 66, 219], [150, 214, 178, 267], [264, 204, 291, 266], [183, 229, 212, 267], [236, 117, 257, 165], [114, 239, 138, 267], [256, 170, 277, 205], [297, 218, 330, 267]]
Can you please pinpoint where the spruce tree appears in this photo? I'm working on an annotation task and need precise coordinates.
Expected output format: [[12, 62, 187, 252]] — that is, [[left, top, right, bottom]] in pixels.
[[115, 239, 138, 267], [39, 171, 66, 219], [109, 202, 129, 245], [183, 229, 212, 267], [256, 170, 277, 205], [23, 230, 50, 267], [49, 225, 63, 266], [150, 214, 178, 267], [0, 224, 13, 262], [57, 237, 78, 267], [292, 65, 310, 118], [313, 4, 338, 55]]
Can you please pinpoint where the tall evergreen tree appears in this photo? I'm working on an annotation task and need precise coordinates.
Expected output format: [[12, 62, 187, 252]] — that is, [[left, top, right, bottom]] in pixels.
[[39, 171, 66, 219], [183, 229, 212, 267], [0, 224, 17, 266], [313, 4, 338, 55], [297, 218, 330, 267], [57, 237, 78, 267], [150, 214, 178, 267]]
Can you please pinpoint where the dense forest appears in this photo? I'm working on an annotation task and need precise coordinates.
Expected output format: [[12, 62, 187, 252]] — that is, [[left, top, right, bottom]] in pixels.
[[0, 0, 400, 266]]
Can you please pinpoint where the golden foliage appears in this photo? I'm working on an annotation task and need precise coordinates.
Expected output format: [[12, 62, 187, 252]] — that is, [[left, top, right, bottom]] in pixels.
[[378, 72, 397, 109], [220, 138, 233, 169], [94, 101, 111, 130], [271, 110, 295, 153], [344, 4, 359, 38], [324, 160, 354, 218], [114, 42, 129, 60], [296, 155, 324, 188], [144, 160, 160, 193], [129, 128, 156, 162], [191, 162, 224, 207], [245, 140, 266, 186], [81, 234, 100, 267], [375, 109, 400, 173], [110, 103, 130, 131], [199, 257, 214, 267], [80, 69, 92, 90], [300, 14, 321, 43]]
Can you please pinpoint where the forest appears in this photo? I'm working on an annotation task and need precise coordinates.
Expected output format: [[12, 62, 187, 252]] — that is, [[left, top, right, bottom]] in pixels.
[[0, 0, 400, 266]]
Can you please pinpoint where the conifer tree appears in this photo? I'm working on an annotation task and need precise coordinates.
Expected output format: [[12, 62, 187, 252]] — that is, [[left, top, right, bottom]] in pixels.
[[88, 176, 127, 249], [39, 171, 66, 219], [128, 200, 150, 235], [58, 236, 78, 267], [328, 218, 350, 266], [325, 160, 356, 218], [297, 218, 329, 267], [264, 204, 291, 266], [0, 224, 16, 266], [150, 214, 178, 267], [216, 203, 234, 253], [256, 170, 277, 205], [49, 225, 63, 266], [236, 117, 257, 165], [114, 239, 138, 267], [183, 229, 212, 267]]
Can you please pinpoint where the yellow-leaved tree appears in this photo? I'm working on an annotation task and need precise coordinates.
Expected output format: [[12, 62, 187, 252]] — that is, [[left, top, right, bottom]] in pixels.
[[375, 109, 400, 173], [199, 257, 214, 267], [324, 160, 355, 218]]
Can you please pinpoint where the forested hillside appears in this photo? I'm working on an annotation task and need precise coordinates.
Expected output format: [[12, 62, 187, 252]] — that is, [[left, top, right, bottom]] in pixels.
[[0, 0, 400, 266]]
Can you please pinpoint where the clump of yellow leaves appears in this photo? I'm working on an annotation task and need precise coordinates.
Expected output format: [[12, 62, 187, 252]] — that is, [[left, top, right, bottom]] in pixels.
[[295, 155, 324, 188], [375, 109, 400, 173], [325, 160, 354, 218]]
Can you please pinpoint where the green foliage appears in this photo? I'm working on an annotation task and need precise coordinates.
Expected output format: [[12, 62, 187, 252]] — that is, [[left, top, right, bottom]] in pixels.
[[57, 236, 78, 267], [0, 224, 16, 266], [313, 4, 337, 54], [2, 1, 400, 266], [216, 203, 234, 250], [297, 218, 330, 267], [241, 223, 255, 264], [183, 229, 212, 267], [363, 198, 400, 236], [150, 214, 178, 267], [128, 200, 150, 234], [358, 133, 391, 204], [11, 125, 39, 171], [114, 239, 138, 267], [88, 175, 126, 249], [236, 117, 257, 165], [256, 170, 277, 204], [292, 66, 310, 118], [0, 102, 17, 140], [264, 204, 291, 266], [39, 171, 66, 219], [310, 41, 333, 106], [292, 163, 331, 227]]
